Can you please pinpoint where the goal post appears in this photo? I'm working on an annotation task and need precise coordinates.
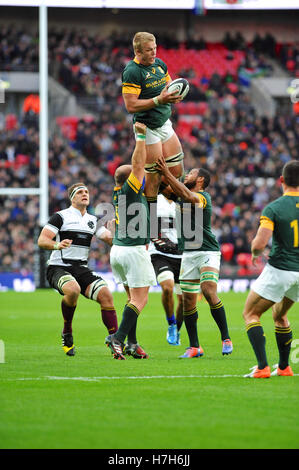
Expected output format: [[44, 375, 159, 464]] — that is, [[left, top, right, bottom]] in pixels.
[[0, 5, 49, 289]]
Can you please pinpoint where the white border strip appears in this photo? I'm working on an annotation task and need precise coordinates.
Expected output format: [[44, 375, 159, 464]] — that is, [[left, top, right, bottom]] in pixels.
[[2, 373, 298, 382]]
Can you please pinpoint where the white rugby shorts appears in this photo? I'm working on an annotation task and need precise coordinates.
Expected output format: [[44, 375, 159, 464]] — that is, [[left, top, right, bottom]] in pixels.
[[134, 119, 174, 145], [252, 263, 299, 303], [179, 251, 221, 281], [110, 245, 156, 288]]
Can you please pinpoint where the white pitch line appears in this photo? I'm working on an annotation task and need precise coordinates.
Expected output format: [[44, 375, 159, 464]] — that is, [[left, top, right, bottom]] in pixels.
[[1, 373, 299, 382]]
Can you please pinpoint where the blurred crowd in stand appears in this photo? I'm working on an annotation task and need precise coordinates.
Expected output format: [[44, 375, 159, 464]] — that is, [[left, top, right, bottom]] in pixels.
[[1, 28, 298, 276]]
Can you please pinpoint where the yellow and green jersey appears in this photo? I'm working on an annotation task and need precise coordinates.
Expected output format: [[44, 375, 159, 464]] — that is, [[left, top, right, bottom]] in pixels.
[[177, 191, 220, 252], [113, 172, 150, 246], [122, 57, 171, 129], [260, 191, 299, 271]]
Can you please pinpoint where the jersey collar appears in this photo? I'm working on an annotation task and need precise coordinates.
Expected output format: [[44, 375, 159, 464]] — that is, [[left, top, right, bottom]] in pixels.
[[70, 205, 87, 217], [283, 191, 299, 196]]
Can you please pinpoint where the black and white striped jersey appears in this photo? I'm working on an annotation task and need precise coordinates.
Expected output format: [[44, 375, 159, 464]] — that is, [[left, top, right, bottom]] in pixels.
[[44, 206, 105, 267]]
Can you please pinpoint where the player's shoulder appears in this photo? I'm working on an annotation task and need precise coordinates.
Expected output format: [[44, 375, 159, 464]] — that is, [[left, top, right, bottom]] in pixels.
[[124, 59, 136, 69], [197, 190, 211, 207], [56, 207, 73, 219], [264, 195, 284, 211], [262, 195, 286, 219], [123, 59, 139, 74], [155, 57, 167, 69]]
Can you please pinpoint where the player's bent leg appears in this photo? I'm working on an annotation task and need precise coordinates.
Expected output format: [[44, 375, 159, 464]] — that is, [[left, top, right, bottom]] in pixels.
[[60, 278, 80, 357], [162, 132, 184, 179], [200, 270, 232, 354], [129, 286, 150, 312], [243, 290, 274, 325], [179, 287, 203, 355], [61, 279, 81, 305], [243, 291, 274, 375], [272, 297, 294, 326], [85, 282, 118, 336]]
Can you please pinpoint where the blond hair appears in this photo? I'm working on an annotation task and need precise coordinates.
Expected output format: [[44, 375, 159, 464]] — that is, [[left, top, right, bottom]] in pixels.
[[133, 32, 156, 54]]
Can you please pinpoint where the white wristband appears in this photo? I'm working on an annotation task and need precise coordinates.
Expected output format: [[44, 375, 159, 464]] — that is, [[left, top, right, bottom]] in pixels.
[[153, 96, 160, 106], [53, 242, 60, 250]]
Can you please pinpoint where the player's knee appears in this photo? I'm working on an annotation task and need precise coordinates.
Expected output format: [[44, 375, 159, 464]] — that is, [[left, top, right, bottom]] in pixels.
[[62, 279, 81, 299], [242, 307, 256, 325], [183, 295, 196, 312], [87, 278, 109, 302], [96, 286, 113, 306], [162, 285, 174, 301], [131, 294, 149, 312], [158, 273, 174, 296]]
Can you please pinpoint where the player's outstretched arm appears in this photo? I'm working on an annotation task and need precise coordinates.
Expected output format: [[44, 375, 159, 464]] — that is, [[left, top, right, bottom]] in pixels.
[[156, 156, 199, 204], [131, 122, 147, 183]]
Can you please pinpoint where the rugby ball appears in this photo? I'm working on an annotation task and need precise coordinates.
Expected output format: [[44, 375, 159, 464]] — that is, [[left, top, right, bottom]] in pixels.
[[167, 78, 189, 99]]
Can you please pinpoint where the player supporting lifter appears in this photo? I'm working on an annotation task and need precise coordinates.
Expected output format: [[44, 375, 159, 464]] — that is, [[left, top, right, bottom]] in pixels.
[[122, 32, 184, 236], [156, 157, 233, 358], [148, 193, 183, 346], [243, 160, 299, 378], [105, 122, 156, 360]]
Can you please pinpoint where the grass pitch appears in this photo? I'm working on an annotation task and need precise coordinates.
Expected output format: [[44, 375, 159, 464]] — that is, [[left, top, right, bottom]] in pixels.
[[0, 290, 298, 450]]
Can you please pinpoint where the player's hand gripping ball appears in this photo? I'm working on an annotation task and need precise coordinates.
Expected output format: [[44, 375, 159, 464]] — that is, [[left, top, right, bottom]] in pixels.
[[167, 78, 189, 100]]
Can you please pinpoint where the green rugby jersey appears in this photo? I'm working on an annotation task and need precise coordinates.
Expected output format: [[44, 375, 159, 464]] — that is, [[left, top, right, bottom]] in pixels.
[[259, 191, 299, 271], [122, 57, 171, 129], [177, 191, 220, 252], [113, 172, 150, 246]]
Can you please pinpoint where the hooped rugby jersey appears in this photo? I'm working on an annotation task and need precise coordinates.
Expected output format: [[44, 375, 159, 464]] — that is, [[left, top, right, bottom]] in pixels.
[[148, 194, 182, 259], [122, 57, 171, 129], [45, 206, 104, 267], [259, 191, 299, 272]]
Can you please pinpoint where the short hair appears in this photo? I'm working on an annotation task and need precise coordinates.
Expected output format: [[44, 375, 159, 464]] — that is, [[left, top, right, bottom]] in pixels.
[[68, 182, 86, 200], [282, 160, 299, 187], [197, 168, 210, 189], [133, 32, 156, 54], [114, 165, 132, 186]]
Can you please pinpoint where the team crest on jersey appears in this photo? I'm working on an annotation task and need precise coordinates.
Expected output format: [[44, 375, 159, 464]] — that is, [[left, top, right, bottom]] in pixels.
[[87, 220, 94, 229], [151, 68, 156, 74]]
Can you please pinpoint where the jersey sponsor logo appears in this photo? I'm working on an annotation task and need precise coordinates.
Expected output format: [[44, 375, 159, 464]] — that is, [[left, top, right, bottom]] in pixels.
[[145, 72, 151, 80]]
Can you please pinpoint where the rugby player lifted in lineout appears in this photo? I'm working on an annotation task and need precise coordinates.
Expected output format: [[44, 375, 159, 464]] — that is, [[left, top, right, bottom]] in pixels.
[[122, 32, 184, 248]]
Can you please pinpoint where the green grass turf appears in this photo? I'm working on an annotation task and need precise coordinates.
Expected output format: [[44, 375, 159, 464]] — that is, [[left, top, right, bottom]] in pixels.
[[0, 290, 298, 450]]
